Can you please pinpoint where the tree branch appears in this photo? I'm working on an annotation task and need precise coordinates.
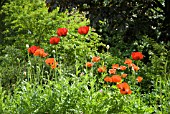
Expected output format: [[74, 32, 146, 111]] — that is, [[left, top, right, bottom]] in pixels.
[[154, 0, 166, 12]]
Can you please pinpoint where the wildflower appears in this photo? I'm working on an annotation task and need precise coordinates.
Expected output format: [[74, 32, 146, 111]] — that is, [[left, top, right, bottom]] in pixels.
[[136, 76, 143, 82], [26, 44, 29, 48], [119, 66, 127, 70], [57, 28, 68, 36], [112, 64, 119, 69], [111, 75, 122, 83], [98, 66, 106, 73], [92, 56, 100, 62], [45, 58, 58, 69], [34, 49, 48, 57], [131, 52, 144, 60], [45, 58, 55, 65], [124, 59, 132, 66], [131, 64, 140, 71], [104, 76, 112, 82], [85, 62, 93, 68], [120, 88, 132, 95], [28, 46, 40, 54], [117, 82, 132, 95], [50, 37, 60, 45], [117, 82, 129, 90], [51, 63, 58, 69], [109, 69, 116, 74], [121, 73, 128, 78], [78, 26, 89, 35]]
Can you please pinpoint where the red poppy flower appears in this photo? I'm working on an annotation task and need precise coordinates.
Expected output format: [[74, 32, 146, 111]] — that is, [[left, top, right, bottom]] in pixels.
[[131, 52, 144, 60], [98, 66, 106, 73], [86, 62, 93, 68], [136, 76, 143, 82], [117, 82, 132, 95], [119, 66, 127, 70], [121, 73, 128, 78], [109, 69, 116, 74], [57, 28, 68, 36], [78, 26, 89, 35], [50, 37, 60, 45], [124, 59, 132, 66], [117, 82, 130, 90], [45, 58, 58, 69], [112, 64, 119, 69], [28, 46, 40, 54], [92, 56, 100, 62], [34, 49, 48, 57], [131, 63, 140, 71], [104, 76, 112, 83], [120, 88, 132, 95], [111, 75, 122, 83], [45, 58, 55, 65]]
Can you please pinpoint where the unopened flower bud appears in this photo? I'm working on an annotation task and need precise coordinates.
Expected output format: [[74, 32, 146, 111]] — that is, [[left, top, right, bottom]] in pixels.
[[106, 45, 110, 50]]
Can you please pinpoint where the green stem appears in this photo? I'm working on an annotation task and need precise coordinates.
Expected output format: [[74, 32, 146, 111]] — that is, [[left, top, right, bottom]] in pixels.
[[62, 37, 65, 77], [159, 76, 162, 112], [55, 45, 58, 80], [164, 60, 168, 80], [74, 44, 78, 76]]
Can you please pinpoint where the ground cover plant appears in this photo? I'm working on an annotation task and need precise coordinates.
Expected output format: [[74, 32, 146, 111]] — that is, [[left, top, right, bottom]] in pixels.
[[0, 0, 170, 114]]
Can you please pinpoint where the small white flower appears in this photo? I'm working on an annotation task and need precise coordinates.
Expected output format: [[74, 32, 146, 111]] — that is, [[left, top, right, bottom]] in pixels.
[[26, 44, 29, 48]]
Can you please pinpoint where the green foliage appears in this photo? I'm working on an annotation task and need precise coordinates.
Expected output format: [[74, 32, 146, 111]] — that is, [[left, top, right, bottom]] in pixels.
[[0, 45, 26, 90], [1, 76, 156, 114], [0, 0, 103, 90], [135, 36, 170, 78], [1, 0, 170, 113]]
